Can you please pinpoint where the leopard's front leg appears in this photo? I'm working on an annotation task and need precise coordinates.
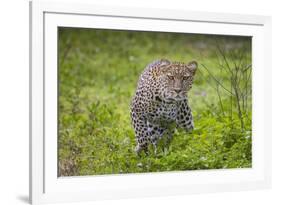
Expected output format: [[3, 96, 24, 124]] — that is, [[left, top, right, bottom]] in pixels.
[[147, 121, 165, 155], [130, 109, 150, 155], [176, 99, 194, 131]]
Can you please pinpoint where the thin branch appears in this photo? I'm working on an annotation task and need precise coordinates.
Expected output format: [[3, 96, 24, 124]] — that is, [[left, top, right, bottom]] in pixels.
[[196, 69, 221, 93], [59, 41, 72, 68], [216, 84, 225, 116], [215, 39, 234, 75], [201, 63, 234, 96]]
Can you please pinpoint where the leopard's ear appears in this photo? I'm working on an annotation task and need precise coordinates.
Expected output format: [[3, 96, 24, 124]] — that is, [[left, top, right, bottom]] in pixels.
[[187, 60, 198, 75], [148, 59, 171, 68], [158, 59, 171, 66], [149, 59, 171, 77]]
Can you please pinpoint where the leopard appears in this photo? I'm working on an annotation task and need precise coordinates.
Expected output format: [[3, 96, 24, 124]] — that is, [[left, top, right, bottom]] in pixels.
[[130, 59, 197, 155]]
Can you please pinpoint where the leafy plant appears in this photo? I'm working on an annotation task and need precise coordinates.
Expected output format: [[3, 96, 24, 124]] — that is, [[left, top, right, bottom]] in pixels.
[[58, 29, 252, 176]]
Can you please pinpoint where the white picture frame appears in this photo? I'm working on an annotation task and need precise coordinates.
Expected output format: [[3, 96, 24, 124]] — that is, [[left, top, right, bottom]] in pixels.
[[29, 0, 272, 204]]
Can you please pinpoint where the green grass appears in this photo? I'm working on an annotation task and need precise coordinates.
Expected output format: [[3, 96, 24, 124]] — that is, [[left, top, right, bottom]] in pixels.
[[58, 28, 252, 176]]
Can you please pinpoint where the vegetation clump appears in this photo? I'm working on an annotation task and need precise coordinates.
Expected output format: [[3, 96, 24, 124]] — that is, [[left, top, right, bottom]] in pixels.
[[58, 28, 252, 176]]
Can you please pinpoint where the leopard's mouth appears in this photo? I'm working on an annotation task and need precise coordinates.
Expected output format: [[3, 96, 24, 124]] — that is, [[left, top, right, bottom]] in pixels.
[[162, 95, 176, 103], [166, 95, 183, 102], [172, 93, 186, 99], [163, 91, 186, 102], [174, 96, 185, 101]]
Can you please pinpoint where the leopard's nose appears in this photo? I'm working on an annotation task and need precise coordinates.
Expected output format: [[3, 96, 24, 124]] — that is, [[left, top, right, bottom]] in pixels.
[[174, 89, 181, 93]]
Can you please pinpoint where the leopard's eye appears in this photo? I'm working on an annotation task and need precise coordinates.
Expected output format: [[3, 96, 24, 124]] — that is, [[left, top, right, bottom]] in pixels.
[[167, 75, 174, 80], [183, 76, 191, 80]]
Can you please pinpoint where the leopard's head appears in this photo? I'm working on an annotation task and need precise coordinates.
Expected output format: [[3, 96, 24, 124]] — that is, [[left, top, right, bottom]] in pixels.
[[156, 59, 197, 102]]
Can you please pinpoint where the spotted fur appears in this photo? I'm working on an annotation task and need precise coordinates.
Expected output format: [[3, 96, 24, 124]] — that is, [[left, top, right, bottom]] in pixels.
[[130, 59, 197, 154]]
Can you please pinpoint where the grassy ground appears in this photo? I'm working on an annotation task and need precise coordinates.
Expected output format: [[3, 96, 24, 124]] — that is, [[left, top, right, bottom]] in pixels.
[[58, 28, 252, 176]]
